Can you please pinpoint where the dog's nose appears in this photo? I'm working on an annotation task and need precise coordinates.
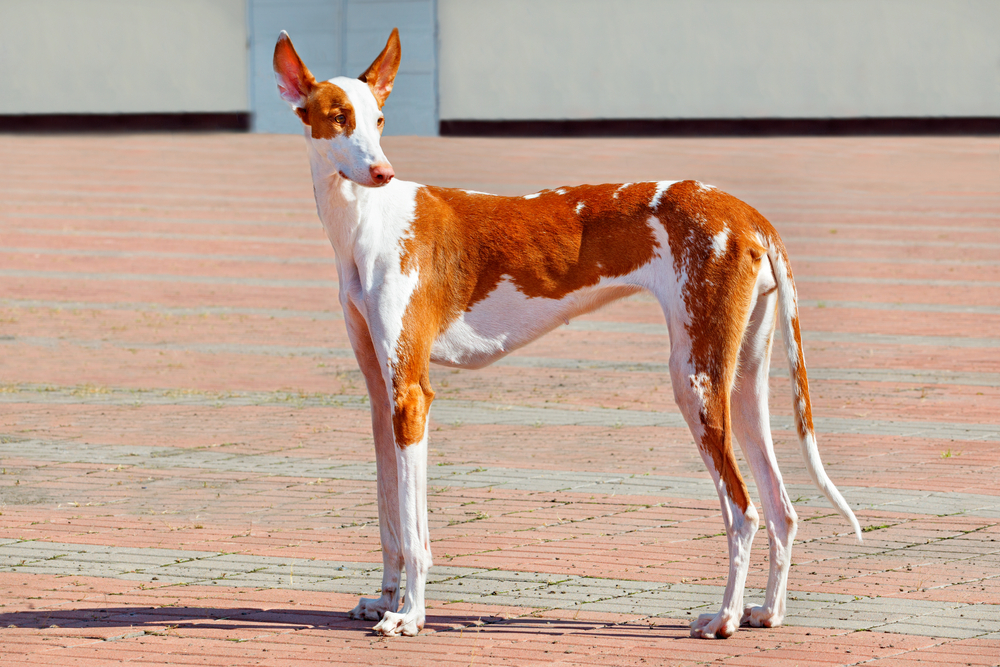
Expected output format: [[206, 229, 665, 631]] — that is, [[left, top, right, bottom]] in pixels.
[[370, 162, 394, 185]]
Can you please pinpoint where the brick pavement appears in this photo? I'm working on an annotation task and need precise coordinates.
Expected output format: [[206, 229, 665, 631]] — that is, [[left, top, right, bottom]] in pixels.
[[1, 133, 998, 665]]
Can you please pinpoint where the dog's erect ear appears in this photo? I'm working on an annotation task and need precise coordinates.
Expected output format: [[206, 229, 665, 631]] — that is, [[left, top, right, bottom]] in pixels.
[[273, 31, 316, 111], [359, 28, 401, 109]]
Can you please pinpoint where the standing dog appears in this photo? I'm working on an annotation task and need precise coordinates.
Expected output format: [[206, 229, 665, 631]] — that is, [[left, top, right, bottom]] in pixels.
[[273, 29, 862, 639]]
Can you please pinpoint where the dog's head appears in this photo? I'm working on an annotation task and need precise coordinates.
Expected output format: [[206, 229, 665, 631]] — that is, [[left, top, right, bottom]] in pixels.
[[273, 29, 400, 187]]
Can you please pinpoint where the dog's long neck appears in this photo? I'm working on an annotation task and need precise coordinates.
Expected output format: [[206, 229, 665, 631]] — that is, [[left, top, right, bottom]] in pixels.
[[306, 145, 378, 257]]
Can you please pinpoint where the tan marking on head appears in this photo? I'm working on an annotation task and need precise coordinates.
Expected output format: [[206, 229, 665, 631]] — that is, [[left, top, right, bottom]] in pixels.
[[273, 33, 358, 139], [359, 28, 401, 109], [296, 82, 356, 140]]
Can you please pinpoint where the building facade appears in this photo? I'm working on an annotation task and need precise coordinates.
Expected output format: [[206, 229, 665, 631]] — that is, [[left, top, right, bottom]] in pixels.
[[1, 0, 997, 135]]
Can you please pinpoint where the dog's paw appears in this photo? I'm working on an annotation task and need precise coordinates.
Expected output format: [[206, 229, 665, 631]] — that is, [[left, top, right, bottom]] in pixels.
[[348, 595, 397, 622], [741, 604, 783, 628], [374, 609, 423, 637], [690, 611, 738, 639]]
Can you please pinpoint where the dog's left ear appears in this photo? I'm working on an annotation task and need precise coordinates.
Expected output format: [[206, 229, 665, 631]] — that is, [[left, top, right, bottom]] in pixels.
[[359, 28, 401, 109], [273, 31, 316, 112]]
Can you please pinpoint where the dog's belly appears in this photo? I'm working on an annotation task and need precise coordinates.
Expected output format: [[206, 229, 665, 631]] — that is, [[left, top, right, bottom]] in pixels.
[[429, 276, 642, 369]]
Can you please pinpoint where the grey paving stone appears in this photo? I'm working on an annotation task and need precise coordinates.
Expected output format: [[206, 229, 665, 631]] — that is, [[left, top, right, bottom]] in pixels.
[[797, 606, 927, 625], [5, 384, 999, 440], [877, 622, 983, 639], [426, 579, 547, 600], [459, 570, 565, 585], [577, 598, 698, 616], [5, 438, 1000, 518], [938, 605, 1000, 623]]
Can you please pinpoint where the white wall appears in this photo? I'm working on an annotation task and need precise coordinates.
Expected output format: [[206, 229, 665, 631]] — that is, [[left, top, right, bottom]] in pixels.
[[4, 0, 995, 128], [438, 0, 1000, 120], [0, 0, 248, 115]]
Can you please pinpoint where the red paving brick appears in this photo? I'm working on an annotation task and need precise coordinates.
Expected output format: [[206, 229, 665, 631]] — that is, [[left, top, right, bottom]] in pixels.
[[2, 133, 999, 666]]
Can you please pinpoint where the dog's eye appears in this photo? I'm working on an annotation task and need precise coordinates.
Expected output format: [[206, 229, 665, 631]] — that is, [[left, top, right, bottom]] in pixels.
[[334, 114, 347, 125], [377, 117, 384, 127]]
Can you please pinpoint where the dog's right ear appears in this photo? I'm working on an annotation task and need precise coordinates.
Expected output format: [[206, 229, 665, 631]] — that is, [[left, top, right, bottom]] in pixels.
[[273, 31, 315, 114], [359, 28, 401, 109]]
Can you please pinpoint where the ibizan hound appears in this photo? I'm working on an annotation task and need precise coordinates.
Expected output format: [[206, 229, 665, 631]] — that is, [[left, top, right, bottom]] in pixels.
[[273, 28, 862, 639]]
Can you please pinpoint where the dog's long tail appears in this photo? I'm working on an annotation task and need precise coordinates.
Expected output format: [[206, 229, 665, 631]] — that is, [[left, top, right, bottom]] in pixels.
[[767, 240, 863, 543]]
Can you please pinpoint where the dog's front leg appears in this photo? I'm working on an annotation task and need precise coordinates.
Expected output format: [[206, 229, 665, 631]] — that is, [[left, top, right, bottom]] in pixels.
[[343, 303, 403, 622], [373, 355, 434, 637]]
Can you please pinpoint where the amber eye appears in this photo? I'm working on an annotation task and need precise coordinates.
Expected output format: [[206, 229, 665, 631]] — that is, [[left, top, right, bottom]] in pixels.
[[334, 114, 347, 125], [377, 117, 384, 127]]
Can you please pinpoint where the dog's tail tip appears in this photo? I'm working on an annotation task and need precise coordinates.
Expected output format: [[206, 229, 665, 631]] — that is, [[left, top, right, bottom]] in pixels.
[[845, 510, 863, 544]]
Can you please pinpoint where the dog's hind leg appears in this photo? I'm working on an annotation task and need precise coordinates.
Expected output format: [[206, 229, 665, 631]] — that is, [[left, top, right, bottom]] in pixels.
[[731, 263, 798, 628], [667, 324, 759, 639], [343, 303, 404, 623], [656, 233, 766, 639]]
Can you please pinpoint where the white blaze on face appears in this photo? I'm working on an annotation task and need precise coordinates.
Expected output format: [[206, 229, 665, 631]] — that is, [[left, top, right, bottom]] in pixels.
[[318, 77, 390, 186]]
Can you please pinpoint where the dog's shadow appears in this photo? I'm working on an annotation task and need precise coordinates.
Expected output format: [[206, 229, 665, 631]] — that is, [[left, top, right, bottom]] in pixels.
[[0, 606, 689, 638]]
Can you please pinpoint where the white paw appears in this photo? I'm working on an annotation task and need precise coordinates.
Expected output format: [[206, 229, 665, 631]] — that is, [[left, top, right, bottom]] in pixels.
[[348, 595, 397, 622], [741, 604, 783, 628], [374, 610, 423, 637], [690, 611, 738, 639]]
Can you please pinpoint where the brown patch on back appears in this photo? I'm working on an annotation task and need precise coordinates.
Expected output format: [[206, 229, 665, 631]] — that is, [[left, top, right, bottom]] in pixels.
[[297, 82, 356, 140], [410, 182, 661, 311]]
